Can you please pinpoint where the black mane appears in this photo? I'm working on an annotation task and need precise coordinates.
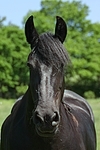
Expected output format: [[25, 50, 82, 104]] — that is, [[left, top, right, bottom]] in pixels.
[[31, 32, 70, 68]]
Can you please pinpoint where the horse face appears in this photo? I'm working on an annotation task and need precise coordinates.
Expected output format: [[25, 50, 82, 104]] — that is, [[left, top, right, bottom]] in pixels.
[[25, 15, 68, 137], [27, 57, 64, 137]]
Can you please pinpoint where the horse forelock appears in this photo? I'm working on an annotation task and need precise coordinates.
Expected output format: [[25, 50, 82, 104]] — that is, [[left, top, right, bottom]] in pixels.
[[31, 32, 70, 68]]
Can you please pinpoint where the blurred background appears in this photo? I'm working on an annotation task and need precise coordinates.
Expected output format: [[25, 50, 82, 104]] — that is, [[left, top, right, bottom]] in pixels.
[[0, 0, 100, 149]]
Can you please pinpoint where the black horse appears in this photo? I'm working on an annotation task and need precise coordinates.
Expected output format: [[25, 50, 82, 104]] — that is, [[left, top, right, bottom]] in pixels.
[[1, 16, 96, 150]]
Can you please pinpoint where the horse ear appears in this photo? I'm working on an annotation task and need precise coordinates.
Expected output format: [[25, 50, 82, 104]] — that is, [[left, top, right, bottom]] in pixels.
[[55, 16, 67, 43], [25, 15, 39, 47]]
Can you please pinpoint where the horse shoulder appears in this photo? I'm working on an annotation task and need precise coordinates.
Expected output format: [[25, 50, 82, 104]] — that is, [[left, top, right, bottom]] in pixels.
[[62, 89, 94, 122], [11, 96, 23, 114], [61, 90, 96, 150]]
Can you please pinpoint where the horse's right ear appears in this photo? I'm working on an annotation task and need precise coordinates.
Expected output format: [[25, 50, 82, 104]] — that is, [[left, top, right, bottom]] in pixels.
[[25, 15, 39, 47]]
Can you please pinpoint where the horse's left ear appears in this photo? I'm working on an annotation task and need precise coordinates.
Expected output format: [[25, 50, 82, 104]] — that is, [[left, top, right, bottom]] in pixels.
[[55, 16, 67, 43], [25, 15, 39, 47]]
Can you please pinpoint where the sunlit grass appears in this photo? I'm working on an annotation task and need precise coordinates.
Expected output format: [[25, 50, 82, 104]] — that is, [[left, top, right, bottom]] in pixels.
[[87, 99, 100, 150], [0, 99, 15, 129]]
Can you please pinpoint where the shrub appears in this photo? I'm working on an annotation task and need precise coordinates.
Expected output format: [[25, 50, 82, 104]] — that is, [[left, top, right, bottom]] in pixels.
[[84, 91, 95, 99]]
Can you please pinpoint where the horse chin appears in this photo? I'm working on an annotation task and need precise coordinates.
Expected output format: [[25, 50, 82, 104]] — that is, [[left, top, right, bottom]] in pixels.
[[36, 127, 58, 137]]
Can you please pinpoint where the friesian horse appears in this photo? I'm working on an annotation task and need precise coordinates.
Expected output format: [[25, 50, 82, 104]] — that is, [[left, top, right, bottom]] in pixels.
[[1, 16, 96, 150]]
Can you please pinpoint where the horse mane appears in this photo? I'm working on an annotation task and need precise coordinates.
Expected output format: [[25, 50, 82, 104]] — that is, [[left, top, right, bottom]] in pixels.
[[31, 32, 70, 68]]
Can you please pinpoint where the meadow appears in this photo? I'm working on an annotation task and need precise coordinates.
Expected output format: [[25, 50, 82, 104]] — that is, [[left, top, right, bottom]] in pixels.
[[0, 98, 100, 150]]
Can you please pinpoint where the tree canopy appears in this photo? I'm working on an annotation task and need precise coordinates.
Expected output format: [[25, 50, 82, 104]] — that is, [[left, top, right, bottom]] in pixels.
[[0, 0, 100, 98], [0, 25, 29, 98]]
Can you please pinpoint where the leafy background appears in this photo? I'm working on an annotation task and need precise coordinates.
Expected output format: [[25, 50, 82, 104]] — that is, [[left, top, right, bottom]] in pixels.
[[0, 0, 100, 99]]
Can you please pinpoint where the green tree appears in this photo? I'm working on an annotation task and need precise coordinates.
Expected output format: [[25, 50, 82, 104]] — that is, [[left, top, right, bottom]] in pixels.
[[22, 0, 100, 97], [0, 0, 100, 98], [0, 16, 6, 27], [0, 25, 29, 98]]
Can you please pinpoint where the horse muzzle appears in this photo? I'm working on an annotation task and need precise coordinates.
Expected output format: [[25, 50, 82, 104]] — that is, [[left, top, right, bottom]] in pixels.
[[33, 111, 60, 137]]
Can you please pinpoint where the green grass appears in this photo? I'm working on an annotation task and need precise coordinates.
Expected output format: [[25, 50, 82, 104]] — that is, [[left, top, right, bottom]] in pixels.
[[0, 98, 100, 149], [87, 99, 100, 150], [0, 99, 15, 129]]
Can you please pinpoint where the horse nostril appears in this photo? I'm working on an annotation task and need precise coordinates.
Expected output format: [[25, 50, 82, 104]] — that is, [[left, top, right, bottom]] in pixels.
[[34, 111, 60, 127], [34, 111, 44, 125], [52, 112, 60, 126]]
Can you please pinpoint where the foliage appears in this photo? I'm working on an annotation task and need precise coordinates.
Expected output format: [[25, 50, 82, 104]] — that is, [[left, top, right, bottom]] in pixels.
[[0, 25, 29, 98], [0, 16, 6, 27], [0, 0, 100, 98], [84, 91, 95, 99], [23, 0, 100, 97]]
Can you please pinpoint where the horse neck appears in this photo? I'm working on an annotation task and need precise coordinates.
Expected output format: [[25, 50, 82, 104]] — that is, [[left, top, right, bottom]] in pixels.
[[59, 102, 74, 131]]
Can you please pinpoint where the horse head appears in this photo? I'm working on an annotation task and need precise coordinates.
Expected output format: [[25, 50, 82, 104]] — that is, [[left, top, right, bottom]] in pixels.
[[25, 16, 69, 137]]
